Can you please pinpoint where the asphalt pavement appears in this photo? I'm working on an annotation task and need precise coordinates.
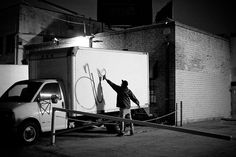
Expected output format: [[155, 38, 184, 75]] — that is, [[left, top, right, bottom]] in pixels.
[[1, 119, 236, 157]]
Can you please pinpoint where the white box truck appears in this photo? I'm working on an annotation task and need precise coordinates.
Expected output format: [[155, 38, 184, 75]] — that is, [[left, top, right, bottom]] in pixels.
[[0, 38, 149, 144]]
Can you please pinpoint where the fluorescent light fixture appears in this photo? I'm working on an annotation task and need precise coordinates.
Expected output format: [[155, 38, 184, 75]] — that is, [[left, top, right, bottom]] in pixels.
[[70, 36, 91, 47]]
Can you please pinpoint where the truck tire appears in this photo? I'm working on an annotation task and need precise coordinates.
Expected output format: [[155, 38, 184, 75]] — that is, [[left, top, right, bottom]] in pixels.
[[18, 121, 40, 145]]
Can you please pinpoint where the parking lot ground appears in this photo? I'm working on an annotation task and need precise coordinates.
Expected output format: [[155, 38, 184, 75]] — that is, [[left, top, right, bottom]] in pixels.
[[1, 119, 236, 157]]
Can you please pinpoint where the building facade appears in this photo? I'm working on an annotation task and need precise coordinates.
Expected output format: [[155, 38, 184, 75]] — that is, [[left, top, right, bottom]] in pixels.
[[92, 21, 231, 124], [0, 3, 102, 64], [175, 22, 231, 123]]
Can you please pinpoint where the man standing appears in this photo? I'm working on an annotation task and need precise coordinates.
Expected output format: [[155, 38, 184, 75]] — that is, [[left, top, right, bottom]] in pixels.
[[104, 75, 140, 136]]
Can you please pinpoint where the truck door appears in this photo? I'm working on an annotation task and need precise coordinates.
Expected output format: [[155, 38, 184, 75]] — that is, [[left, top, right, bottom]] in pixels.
[[38, 83, 67, 132]]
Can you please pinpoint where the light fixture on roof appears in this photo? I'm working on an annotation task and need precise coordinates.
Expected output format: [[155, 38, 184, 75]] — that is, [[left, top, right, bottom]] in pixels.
[[53, 37, 59, 45], [69, 36, 91, 47]]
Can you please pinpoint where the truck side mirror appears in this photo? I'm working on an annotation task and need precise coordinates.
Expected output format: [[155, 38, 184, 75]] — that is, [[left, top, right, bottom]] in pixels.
[[37, 93, 51, 102], [51, 95, 60, 103], [37, 94, 59, 104]]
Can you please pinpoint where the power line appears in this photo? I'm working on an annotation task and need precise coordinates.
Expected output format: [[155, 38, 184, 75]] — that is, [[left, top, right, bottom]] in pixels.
[[23, 0, 87, 26]]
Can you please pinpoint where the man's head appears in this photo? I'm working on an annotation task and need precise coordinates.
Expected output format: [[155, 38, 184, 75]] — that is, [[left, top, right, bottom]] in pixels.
[[121, 80, 128, 88]]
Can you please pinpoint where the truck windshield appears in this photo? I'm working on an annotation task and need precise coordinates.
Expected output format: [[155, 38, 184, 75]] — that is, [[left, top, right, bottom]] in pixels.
[[0, 82, 42, 102]]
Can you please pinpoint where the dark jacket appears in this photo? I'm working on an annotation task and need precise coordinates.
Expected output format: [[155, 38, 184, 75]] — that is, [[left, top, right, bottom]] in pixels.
[[106, 79, 139, 109]]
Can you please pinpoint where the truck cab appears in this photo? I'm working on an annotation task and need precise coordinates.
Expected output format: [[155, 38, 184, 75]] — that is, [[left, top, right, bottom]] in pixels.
[[0, 79, 67, 144]]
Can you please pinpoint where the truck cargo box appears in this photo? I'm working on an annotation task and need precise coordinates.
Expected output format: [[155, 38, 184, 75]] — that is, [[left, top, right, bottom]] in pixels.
[[26, 41, 149, 114], [0, 65, 28, 97]]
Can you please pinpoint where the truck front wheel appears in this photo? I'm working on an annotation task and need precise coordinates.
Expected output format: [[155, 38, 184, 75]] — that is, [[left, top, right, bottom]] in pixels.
[[18, 121, 40, 145]]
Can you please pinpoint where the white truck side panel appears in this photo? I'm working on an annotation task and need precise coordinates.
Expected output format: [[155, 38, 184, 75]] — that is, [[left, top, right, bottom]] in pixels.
[[74, 48, 149, 113], [29, 47, 149, 113], [0, 65, 28, 97]]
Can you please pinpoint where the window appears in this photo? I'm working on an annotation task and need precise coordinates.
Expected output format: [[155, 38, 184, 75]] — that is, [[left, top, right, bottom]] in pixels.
[[0, 82, 42, 102], [6, 34, 15, 54], [40, 83, 61, 99]]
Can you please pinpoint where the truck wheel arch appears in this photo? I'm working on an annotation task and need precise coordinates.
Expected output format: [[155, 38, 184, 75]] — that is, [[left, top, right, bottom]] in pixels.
[[17, 118, 42, 145]]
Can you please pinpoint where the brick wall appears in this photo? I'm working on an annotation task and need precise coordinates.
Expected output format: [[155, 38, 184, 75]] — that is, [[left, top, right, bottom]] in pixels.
[[175, 23, 231, 123], [231, 36, 236, 82], [93, 23, 176, 118], [93, 22, 231, 124]]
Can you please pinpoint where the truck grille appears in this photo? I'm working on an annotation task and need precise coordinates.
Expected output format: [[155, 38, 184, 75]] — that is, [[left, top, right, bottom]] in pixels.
[[0, 110, 15, 127]]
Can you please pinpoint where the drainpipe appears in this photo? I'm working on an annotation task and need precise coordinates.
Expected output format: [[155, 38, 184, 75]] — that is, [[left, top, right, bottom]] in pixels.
[[83, 18, 87, 36], [14, 34, 18, 65], [89, 35, 95, 48], [165, 40, 170, 117]]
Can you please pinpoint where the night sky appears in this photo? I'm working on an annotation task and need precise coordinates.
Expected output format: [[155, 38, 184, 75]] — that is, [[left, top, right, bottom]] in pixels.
[[1, 0, 235, 36]]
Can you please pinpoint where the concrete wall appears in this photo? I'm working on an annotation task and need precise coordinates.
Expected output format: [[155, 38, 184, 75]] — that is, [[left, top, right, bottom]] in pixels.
[[175, 23, 231, 123], [0, 4, 103, 64], [0, 65, 28, 97], [93, 23, 176, 120], [19, 5, 102, 39], [17, 4, 102, 65]]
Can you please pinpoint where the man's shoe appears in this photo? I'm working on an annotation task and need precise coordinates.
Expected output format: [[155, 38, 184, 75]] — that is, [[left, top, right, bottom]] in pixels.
[[130, 130, 134, 136], [123, 132, 129, 136], [123, 131, 134, 136], [116, 133, 124, 137]]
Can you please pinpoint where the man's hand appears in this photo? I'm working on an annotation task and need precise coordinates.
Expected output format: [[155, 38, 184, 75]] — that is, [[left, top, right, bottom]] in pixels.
[[103, 75, 106, 80]]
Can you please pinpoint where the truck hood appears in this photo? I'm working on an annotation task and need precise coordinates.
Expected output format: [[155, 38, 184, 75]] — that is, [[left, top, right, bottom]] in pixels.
[[0, 102, 28, 111]]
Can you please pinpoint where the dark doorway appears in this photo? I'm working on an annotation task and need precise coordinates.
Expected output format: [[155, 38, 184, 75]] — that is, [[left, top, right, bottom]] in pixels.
[[231, 82, 236, 118]]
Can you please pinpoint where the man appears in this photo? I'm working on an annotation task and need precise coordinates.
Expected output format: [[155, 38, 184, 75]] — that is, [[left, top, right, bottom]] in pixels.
[[104, 75, 140, 136]]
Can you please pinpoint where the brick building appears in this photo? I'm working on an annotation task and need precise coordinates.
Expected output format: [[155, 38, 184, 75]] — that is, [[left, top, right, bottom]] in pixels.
[[230, 35, 236, 118], [92, 20, 231, 124], [0, 2, 102, 64]]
